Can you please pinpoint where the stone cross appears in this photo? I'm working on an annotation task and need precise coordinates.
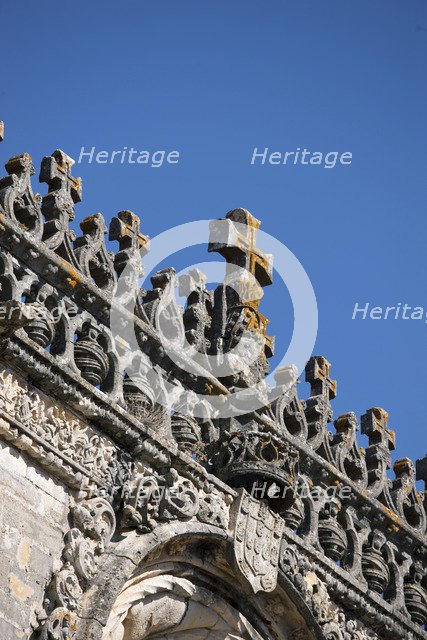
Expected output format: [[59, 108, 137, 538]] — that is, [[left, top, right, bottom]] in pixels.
[[39, 149, 82, 215], [109, 210, 150, 276], [208, 209, 274, 360], [39, 149, 83, 257], [209, 208, 273, 307], [361, 407, 396, 451], [305, 355, 337, 400]]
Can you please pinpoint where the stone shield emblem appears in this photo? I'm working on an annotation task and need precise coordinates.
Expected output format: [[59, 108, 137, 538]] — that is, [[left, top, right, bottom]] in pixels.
[[229, 488, 285, 594]]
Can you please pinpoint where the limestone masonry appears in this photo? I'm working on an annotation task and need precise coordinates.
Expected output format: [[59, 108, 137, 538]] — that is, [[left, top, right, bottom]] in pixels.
[[0, 122, 426, 639]]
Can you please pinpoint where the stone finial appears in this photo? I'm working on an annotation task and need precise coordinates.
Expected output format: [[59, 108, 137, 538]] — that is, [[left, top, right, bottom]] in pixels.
[[305, 355, 337, 400], [40, 149, 82, 213], [74, 213, 117, 292], [109, 210, 150, 277], [361, 407, 395, 450], [208, 209, 274, 360], [392, 457, 426, 532], [179, 269, 211, 353], [394, 457, 415, 479], [39, 149, 82, 259], [416, 455, 427, 489], [0, 153, 43, 237], [361, 408, 397, 500], [209, 208, 273, 290]]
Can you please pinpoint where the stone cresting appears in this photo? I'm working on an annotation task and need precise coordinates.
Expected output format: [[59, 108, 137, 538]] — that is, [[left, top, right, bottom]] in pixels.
[[0, 132, 424, 640]]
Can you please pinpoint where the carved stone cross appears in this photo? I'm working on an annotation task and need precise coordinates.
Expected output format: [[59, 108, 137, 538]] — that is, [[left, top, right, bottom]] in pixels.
[[39, 149, 82, 258], [305, 355, 337, 400], [361, 407, 396, 451], [109, 210, 150, 276], [208, 209, 274, 361], [209, 208, 273, 305], [40, 149, 82, 218]]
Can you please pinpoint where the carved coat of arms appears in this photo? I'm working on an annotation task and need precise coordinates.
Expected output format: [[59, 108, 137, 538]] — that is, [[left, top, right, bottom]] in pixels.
[[229, 488, 285, 594]]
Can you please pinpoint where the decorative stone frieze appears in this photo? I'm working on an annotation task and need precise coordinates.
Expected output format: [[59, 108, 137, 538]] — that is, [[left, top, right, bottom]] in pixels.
[[0, 365, 118, 489]]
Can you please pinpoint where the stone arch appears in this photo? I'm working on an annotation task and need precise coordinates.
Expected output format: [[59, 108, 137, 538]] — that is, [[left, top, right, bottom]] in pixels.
[[75, 522, 321, 640], [103, 573, 264, 640]]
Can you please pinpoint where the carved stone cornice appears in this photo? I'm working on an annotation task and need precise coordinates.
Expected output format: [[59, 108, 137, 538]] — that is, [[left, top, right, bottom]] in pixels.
[[280, 529, 427, 640], [0, 364, 118, 490]]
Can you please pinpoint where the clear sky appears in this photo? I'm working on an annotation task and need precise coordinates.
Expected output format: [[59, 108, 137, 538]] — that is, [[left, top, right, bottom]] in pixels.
[[0, 1, 426, 473]]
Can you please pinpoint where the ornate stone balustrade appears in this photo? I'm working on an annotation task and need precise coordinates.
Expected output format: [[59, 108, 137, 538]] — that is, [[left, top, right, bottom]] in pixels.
[[0, 134, 425, 640]]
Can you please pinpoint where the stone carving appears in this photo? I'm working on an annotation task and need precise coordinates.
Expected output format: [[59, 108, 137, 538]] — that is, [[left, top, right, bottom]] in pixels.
[[361, 407, 395, 502], [209, 209, 274, 382], [214, 424, 299, 512], [74, 214, 116, 292], [304, 355, 336, 457], [64, 498, 116, 582], [122, 468, 199, 532], [280, 546, 380, 640], [103, 573, 264, 640], [230, 488, 285, 594], [74, 323, 110, 386], [179, 268, 212, 354], [109, 209, 150, 278], [39, 608, 77, 640], [404, 561, 427, 627], [51, 566, 83, 611], [331, 412, 368, 486], [0, 153, 43, 238], [170, 411, 202, 455], [36, 498, 116, 640], [39, 149, 82, 264], [198, 485, 232, 529], [361, 530, 390, 593], [391, 457, 426, 531], [121, 468, 233, 533], [0, 137, 426, 640], [0, 366, 117, 486], [317, 499, 347, 561]]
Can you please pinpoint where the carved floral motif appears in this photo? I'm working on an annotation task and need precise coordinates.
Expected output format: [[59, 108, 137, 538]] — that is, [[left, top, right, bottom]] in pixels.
[[0, 366, 117, 482]]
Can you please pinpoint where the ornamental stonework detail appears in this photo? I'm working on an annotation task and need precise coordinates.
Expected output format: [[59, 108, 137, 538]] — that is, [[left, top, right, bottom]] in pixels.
[[0, 365, 117, 488], [0, 131, 425, 640]]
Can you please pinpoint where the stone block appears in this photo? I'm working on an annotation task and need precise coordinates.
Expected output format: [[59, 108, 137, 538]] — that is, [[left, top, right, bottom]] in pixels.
[[26, 463, 68, 504], [0, 615, 25, 640], [0, 442, 27, 478]]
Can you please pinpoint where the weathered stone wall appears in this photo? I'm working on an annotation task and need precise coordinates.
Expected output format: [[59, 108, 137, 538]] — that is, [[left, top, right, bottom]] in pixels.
[[0, 439, 70, 638]]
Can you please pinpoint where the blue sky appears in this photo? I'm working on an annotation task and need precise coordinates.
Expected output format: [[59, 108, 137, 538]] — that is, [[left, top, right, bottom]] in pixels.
[[0, 1, 426, 472]]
